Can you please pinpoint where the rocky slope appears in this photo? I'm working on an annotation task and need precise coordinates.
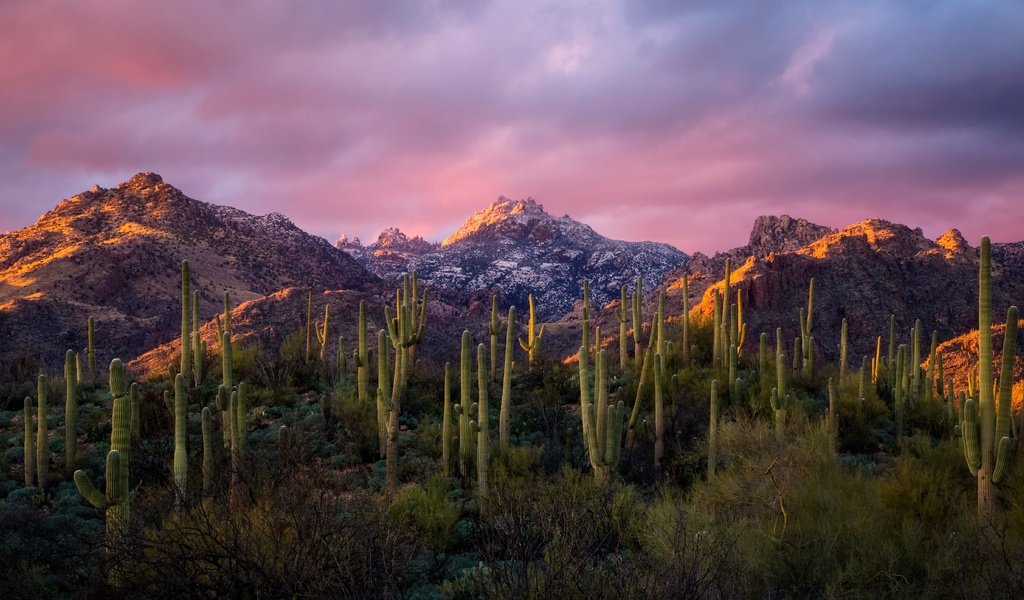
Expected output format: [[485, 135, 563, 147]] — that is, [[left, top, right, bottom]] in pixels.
[[0, 173, 376, 367], [661, 218, 1024, 368], [342, 197, 687, 321]]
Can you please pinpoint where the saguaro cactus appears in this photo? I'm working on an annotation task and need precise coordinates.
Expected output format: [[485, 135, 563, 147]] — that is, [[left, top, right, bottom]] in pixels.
[[499, 306, 516, 449], [708, 380, 719, 478], [357, 300, 370, 405], [315, 304, 330, 362], [65, 349, 78, 475], [962, 237, 1017, 521], [518, 294, 545, 368], [219, 326, 234, 445], [173, 373, 188, 498], [654, 352, 665, 471], [459, 330, 474, 477], [616, 286, 629, 369], [74, 359, 132, 572], [441, 363, 452, 476], [24, 397, 35, 487], [839, 319, 848, 381], [489, 295, 500, 381], [201, 406, 213, 495], [474, 344, 489, 504], [681, 274, 691, 366], [631, 276, 644, 364], [36, 374, 48, 493], [800, 278, 815, 379], [180, 260, 192, 386], [581, 349, 623, 480]]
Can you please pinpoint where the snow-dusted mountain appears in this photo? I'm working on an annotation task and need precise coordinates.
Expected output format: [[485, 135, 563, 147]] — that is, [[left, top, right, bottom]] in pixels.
[[341, 196, 687, 320]]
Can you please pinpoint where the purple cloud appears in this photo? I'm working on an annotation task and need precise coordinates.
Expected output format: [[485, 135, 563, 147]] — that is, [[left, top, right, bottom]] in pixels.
[[1, 0, 1022, 254]]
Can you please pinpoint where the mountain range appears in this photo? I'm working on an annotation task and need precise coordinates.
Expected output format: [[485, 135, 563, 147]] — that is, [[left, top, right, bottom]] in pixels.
[[1, 173, 1021, 391]]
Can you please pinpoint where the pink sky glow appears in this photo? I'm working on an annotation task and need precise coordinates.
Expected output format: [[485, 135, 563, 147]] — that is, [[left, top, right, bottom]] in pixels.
[[1, 0, 1023, 253]]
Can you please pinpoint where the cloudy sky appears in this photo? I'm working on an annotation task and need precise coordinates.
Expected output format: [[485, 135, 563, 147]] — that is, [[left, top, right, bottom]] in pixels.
[[1, 0, 1022, 253]]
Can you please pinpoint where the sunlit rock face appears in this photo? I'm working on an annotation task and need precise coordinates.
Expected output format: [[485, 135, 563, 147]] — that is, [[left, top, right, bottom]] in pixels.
[[0, 173, 376, 366], [660, 216, 1024, 366], [343, 196, 687, 321]]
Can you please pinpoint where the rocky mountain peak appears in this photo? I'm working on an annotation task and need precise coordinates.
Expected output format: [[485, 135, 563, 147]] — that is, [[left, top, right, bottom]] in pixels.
[[937, 228, 970, 256], [748, 215, 834, 256], [118, 171, 164, 189], [441, 196, 558, 247]]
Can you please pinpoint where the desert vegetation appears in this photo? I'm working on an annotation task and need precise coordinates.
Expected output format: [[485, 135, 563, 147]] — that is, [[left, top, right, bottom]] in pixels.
[[1, 238, 1022, 599]]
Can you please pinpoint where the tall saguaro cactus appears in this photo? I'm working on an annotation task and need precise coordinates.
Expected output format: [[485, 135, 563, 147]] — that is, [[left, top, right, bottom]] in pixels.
[[474, 344, 489, 504], [458, 330, 474, 477], [357, 300, 370, 405], [75, 359, 132, 576], [173, 373, 188, 498], [800, 278, 815, 379], [180, 260, 192, 386], [489, 295, 500, 381], [681, 274, 691, 366], [441, 363, 452, 476], [616, 286, 629, 370], [65, 349, 78, 475], [499, 306, 516, 449], [36, 374, 48, 493], [962, 236, 1018, 521], [581, 349, 624, 481]]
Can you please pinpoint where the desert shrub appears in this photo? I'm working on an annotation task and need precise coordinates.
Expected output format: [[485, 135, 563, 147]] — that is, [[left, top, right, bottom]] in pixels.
[[390, 475, 462, 553]]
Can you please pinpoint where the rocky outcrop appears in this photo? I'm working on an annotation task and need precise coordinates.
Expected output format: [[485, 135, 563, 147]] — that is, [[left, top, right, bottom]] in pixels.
[[663, 218, 1024, 366], [0, 173, 376, 366], [338, 227, 438, 279]]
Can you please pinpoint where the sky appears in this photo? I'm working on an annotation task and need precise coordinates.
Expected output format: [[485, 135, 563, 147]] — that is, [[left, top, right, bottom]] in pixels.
[[1, 0, 1022, 254]]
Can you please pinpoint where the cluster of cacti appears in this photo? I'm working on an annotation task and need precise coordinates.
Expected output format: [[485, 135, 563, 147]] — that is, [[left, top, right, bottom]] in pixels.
[[580, 348, 624, 480], [381, 272, 429, 492], [653, 350, 665, 469], [962, 237, 1019, 521], [75, 359, 132, 573], [518, 294, 545, 368], [771, 332, 789, 441]]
